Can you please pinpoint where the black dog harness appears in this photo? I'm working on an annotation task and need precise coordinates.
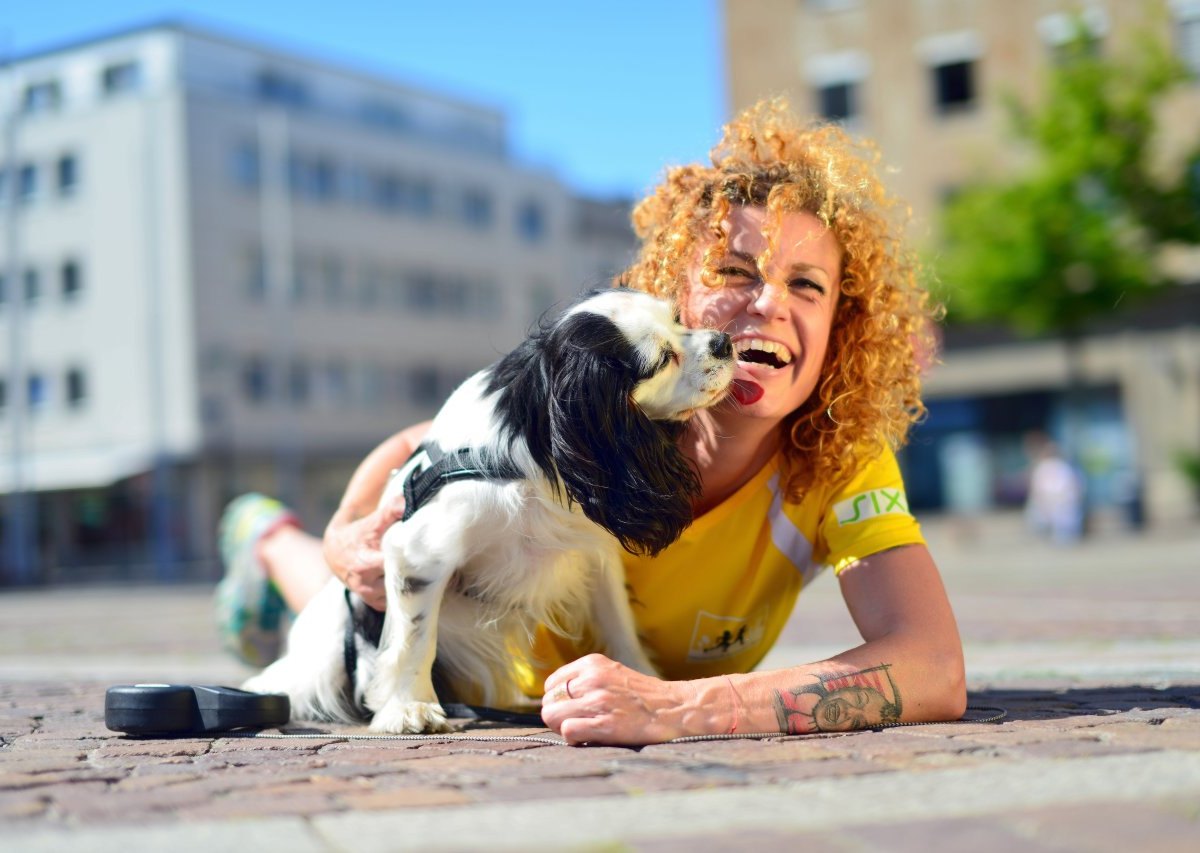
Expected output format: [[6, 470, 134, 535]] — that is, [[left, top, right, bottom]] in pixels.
[[341, 442, 534, 723], [398, 443, 522, 523]]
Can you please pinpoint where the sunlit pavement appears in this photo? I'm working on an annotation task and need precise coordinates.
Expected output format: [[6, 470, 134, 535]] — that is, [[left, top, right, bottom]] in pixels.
[[2, 511, 1198, 851]]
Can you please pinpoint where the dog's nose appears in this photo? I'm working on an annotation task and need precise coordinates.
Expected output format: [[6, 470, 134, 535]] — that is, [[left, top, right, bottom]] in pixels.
[[710, 333, 733, 360]]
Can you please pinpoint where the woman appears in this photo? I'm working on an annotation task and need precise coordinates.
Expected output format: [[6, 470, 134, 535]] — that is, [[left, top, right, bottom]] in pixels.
[[217, 99, 965, 745]]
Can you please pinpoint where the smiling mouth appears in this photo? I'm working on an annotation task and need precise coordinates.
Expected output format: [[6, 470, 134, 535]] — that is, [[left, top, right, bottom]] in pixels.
[[735, 338, 794, 370]]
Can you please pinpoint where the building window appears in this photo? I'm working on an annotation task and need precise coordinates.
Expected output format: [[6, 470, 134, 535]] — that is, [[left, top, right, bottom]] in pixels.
[[246, 246, 268, 301], [292, 254, 315, 303], [439, 275, 470, 315], [358, 266, 382, 308], [344, 166, 369, 205], [0, 378, 6, 412], [232, 142, 260, 189], [360, 100, 414, 132], [361, 363, 386, 409], [311, 157, 337, 202], [406, 177, 435, 218], [23, 269, 41, 306], [102, 61, 142, 96], [61, 260, 83, 301], [321, 256, 344, 305], [517, 200, 546, 243], [932, 60, 976, 114], [369, 171, 401, 212], [817, 80, 857, 122], [806, 51, 869, 125], [461, 187, 494, 229], [408, 366, 443, 406], [28, 374, 48, 411], [287, 152, 338, 201], [242, 356, 271, 403], [1176, 2, 1200, 77], [256, 70, 310, 109], [386, 270, 406, 309], [288, 360, 310, 405], [18, 164, 38, 203], [22, 81, 61, 114], [323, 360, 350, 405], [366, 170, 432, 216], [65, 367, 87, 408], [57, 154, 79, 196], [1038, 10, 1108, 62], [916, 31, 982, 116], [529, 280, 557, 323], [404, 270, 438, 312]]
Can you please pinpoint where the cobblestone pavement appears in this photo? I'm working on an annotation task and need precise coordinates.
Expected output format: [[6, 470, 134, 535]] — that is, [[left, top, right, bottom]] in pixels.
[[2, 513, 1199, 851]]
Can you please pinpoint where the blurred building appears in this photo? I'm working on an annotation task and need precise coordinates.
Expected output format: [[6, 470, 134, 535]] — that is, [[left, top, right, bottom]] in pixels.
[[725, 0, 1200, 527], [0, 21, 638, 583]]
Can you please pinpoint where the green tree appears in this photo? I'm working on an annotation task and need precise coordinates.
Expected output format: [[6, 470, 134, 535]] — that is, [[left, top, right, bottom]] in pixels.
[[937, 22, 1199, 339]]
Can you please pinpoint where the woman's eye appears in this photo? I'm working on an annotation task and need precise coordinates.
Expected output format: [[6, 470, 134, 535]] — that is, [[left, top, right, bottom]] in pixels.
[[718, 266, 757, 282], [790, 278, 825, 296]]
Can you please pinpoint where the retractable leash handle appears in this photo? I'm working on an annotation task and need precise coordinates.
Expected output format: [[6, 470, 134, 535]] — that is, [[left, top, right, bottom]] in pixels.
[[105, 684, 290, 735]]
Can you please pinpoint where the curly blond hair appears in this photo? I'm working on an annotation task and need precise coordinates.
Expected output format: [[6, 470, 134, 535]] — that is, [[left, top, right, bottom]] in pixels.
[[622, 99, 939, 500]]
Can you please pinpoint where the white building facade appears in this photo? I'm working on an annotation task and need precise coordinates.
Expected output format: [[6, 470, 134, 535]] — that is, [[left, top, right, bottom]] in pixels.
[[0, 23, 638, 583]]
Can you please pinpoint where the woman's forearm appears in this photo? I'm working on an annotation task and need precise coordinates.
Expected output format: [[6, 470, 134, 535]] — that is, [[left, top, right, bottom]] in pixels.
[[718, 632, 967, 735], [328, 421, 432, 527], [540, 628, 965, 745]]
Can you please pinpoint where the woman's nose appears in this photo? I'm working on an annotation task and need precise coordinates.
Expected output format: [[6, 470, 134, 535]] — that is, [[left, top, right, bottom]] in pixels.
[[750, 279, 789, 316]]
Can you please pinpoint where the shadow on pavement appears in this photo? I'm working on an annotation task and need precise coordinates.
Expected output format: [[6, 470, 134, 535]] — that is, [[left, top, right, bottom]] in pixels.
[[968, 684, 1200, 722]]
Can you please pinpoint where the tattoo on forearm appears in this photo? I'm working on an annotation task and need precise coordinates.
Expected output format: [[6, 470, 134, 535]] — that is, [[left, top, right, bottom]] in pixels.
[[773, 664, 902, 734]]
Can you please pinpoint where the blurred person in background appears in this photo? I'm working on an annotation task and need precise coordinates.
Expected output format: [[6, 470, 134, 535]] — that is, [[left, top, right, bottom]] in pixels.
[[216, 99, 966, 745], [1024, 432, 1085, 544]]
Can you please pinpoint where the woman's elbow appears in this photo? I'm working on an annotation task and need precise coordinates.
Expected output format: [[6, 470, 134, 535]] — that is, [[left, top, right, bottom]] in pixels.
[[935, 642, 968, 720]]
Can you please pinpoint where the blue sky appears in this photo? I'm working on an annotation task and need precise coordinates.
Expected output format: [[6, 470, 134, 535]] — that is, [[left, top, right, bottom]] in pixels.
[[4, 0, 727, 200]]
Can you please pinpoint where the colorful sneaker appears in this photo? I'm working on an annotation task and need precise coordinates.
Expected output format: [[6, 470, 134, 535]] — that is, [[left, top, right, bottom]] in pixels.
[[214, 493, 299, 667]]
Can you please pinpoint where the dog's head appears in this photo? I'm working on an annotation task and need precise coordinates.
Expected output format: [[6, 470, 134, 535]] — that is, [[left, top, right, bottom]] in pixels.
[[489, 288, 735, 556], [561, 288, 736, 421]]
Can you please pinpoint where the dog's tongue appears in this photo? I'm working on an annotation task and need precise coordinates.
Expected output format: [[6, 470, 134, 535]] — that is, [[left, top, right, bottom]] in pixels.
[[731, 380, 764, 406]]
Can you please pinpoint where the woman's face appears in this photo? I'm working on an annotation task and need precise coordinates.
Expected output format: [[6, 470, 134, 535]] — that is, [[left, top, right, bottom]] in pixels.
[[681, 206, 842, 427]]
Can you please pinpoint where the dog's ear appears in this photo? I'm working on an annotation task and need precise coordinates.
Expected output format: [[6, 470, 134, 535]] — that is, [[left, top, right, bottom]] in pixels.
[[546, 314, 701, 556]]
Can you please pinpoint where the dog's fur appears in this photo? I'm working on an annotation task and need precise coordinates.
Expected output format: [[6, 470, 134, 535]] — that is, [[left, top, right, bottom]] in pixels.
[[243, 289, 735, 732]]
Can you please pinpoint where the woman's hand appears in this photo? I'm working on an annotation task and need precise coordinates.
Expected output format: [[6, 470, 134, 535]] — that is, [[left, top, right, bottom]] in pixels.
[[541, 654, 727, 745], [320, 422, 432, 611], [322, 496, 406, 610]]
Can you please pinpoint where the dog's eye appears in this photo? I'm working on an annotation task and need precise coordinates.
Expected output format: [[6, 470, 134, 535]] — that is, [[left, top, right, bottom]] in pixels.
[[659, 349, 680, 370]]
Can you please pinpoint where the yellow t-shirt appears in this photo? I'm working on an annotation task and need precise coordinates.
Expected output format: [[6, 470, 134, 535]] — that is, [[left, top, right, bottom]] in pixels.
[[521, 443, 924, 691]]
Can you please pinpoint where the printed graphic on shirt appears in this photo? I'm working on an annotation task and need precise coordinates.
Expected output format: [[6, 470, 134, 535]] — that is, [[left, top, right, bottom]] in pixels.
[[833, 487, 909, 526], [686, 608, 768, 662]]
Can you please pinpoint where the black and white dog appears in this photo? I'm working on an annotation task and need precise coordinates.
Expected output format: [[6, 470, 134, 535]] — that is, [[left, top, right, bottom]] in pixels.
[[243, 289, 735, 732]]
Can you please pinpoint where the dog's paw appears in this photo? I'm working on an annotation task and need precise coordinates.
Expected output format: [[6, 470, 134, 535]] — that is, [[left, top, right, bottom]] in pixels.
[[240, 672, 277, 695], [369, 699, 453, 734]]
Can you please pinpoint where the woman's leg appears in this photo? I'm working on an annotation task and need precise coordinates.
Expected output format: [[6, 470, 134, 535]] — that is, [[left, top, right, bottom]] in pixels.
[[216, 494, 332, 666], [258, 524, 334, 614]]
